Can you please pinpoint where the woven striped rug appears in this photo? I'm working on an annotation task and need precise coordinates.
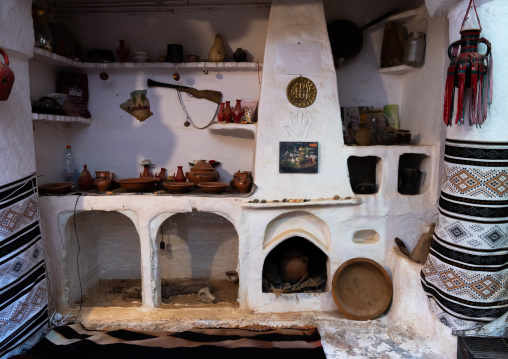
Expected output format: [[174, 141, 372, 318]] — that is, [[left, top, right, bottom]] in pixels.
[[0, 174, 48, 358], [10, 324, 326, 359], [421, 139, 508, 331]]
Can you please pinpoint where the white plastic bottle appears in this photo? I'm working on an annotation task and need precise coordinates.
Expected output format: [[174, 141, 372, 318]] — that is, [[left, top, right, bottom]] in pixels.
[[63, 145, 76, 186]]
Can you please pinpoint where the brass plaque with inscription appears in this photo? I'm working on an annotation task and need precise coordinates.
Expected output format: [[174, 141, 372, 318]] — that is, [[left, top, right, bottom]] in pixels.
[[286, 76, 317, 108]]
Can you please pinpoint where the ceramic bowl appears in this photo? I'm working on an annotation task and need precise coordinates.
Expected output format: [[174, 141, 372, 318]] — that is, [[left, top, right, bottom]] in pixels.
[[133, 51, 149, 62], [331, 257, 392, 321], [197, 182, 228, 193], [162, 182, 194, 193], [115, 178, 159, 192], [39, 182, 74, 195]]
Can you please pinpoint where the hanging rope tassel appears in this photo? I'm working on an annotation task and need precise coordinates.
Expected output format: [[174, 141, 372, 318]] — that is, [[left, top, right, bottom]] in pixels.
[[442, 0, 492, 127]]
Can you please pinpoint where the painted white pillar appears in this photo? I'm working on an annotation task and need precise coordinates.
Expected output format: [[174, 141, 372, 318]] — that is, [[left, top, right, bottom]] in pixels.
[[253, 0, 354, 200], [0, 0, 36, 185]]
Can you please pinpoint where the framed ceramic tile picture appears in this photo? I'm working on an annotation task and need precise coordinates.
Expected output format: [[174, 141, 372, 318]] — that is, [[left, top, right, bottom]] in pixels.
[[279, 142, 318, 173]]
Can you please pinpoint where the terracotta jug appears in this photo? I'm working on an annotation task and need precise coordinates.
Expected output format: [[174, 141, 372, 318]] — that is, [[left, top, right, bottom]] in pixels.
[[230, 170, 242, 188], [232, 99, 244, 123], [78, 164, 94, 191], [208, 34, 226, 62], [234, 171, 252, 193], [140, 165, 153, 178], [0, 48, 15, 101], [156, 168, 167, 180], [94, 171, 115, 192], [174, 166, 186, 182], [223, 101, 233, 123], [217, 102, 225, 122], [116, 40, 130, 62], [279, 249, 309, 284]]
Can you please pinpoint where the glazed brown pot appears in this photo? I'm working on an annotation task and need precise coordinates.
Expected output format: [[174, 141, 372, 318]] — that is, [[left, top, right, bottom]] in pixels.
[[279, 249, 309, 284], [186, 160, 219, 184], [234, 171, 252, 193], [94, 171, 115, 192]]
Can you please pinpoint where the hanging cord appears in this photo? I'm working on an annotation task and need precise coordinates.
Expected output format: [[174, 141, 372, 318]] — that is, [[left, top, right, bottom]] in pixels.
[[177, 90, 220, 129], [71, 194, 83, 323]]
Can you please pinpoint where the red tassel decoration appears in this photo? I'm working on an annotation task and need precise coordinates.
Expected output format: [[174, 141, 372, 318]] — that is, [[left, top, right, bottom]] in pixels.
[[443, 0, 492, 127]]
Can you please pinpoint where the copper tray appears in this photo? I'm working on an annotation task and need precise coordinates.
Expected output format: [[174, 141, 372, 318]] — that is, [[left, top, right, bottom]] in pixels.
[[39, 182, 74, 194], [115, 178, 159, 192], [332, 257, 392, 321]]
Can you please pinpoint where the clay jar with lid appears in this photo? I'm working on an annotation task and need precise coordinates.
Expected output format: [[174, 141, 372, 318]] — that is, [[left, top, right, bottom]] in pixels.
[[185, 160, 219, 184]]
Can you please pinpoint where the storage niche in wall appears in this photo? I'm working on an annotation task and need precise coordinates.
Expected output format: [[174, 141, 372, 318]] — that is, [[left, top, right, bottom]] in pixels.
[[398, 153, 430, 195], [62, 211, 141, 308], [348, 156, 382, 194], [158, 211, 239, 308], [262, 236, 327, 294]]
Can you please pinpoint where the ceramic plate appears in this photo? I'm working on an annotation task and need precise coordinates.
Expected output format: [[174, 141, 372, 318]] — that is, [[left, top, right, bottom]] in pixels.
[[331, 257, 392, 321], [162, 182, 194, 193], [197, 182, 228, 193], [39, 182, 74, 195], [115, 178, 159, 192]]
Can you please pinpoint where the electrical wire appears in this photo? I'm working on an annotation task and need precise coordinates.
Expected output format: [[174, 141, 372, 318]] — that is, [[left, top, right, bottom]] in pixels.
[[72, 194, 84, 322]]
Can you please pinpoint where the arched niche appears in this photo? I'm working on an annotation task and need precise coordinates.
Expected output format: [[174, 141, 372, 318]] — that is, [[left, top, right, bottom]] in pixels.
[[263, 211, 331, 254], [156, 210, 239, 307], [60, 210, 140, 308], [262, 236, 328, 294]]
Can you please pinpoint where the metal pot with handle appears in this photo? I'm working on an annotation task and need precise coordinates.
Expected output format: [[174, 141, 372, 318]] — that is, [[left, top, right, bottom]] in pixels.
[[327, 8, 399, 67]]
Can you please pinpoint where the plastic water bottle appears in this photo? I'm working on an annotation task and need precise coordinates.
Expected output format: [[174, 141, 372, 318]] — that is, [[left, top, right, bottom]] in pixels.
[[63, 145, 75, 185]]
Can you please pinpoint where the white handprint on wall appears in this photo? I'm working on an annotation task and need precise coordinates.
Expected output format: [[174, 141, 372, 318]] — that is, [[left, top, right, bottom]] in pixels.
[[285, 112, 310, 141]]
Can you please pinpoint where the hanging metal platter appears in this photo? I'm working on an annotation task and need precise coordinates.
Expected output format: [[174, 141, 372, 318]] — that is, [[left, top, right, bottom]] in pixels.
[[286, 76, 317, 108]]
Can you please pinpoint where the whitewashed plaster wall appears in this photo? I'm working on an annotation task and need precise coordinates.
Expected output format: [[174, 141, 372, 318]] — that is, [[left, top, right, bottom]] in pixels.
[[0, 0, 36, 185]]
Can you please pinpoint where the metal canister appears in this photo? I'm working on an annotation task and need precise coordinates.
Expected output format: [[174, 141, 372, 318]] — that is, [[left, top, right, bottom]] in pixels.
[[403, 19, 427, 68], [404, 32, 426, 67]]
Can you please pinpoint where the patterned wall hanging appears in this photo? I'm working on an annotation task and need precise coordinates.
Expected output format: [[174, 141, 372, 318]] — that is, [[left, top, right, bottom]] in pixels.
[[443, 0, 493, 126], [0, 174, 49, 357], [421, 139, 508, 331]]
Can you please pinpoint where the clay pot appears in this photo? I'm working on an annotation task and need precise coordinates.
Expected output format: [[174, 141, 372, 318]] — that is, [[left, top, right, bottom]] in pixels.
[[0, 48, 15, 101], [93, 171, 115, 192], [208, 34, 226, 62], [279, 249, 309, 284], [230, 170, 242, 188], [78, 164, 94, 191], [234, 171, 252, 193], [233, 48, 247, 62], [185, 160, 219, 184], [355, 128, 372, 146]]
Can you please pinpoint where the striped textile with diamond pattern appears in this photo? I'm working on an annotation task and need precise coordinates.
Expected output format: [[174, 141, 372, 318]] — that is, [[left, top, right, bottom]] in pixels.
[[421, 139, 508, 331], [0, 174, 48, 358]]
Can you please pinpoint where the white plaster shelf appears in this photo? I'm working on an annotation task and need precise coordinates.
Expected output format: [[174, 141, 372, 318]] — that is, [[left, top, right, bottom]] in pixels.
[[240, 197, 362, 209], [379, 65, 414, 75], [208, 122, 257, 137], [32, 48, 262, 70], [32, 113, 92, 124]]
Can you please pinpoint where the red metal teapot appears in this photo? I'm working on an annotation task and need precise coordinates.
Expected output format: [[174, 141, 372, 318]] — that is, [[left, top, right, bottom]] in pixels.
[[0, 48, 15, 101]]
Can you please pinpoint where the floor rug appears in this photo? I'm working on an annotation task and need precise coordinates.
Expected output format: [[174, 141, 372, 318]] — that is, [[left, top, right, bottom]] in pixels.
[[9, 323, 326, 359]]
